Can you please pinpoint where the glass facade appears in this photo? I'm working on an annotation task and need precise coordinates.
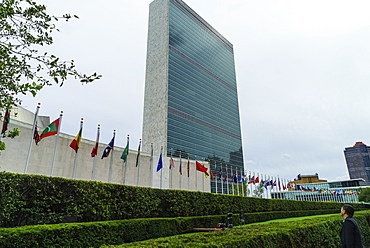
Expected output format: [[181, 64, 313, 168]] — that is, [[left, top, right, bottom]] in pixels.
[[167, 0, 244, 193]]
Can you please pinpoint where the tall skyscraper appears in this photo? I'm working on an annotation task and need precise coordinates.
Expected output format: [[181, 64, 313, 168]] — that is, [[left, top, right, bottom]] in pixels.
[[142, 0, 244, 193], [344, 141, 370, 186]]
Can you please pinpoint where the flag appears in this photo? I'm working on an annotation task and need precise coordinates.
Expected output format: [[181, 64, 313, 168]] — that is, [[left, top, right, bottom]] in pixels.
[[169, 153, 174, 169], [156, 152, 163, 172], [91, 126, 100, 157], [233, 174, 238, 183], [204, 171, 209, 178], [70, 127, 82, 152], [1, 109, 10, 135], [218, 171, 223, 180], [179, 156, 182, 175], [210, 170, 214, 180], [40, 118, 60, 140], [187, 158, 190, 177], [254, 177, 259, 184], [248, 176, 255, 184], [33, 121, 40, 145], [101, 136, 114, 159], [120, 137, 129, 162], [196, 161, 207, 172], [135, 140, 141, 167]]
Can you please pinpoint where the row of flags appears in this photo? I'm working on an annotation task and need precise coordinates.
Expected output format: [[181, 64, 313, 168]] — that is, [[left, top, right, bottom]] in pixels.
[[295, 185, 358, 195], [209, 171, 292, 190], [1, 107, 212, 179]]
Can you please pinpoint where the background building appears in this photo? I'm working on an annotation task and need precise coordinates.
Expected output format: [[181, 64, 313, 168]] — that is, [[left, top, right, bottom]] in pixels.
[[272, 178, 365, 203], [289, 173, 327, 188], [344, 141, 370, 186], [142, 0, 244, 194]]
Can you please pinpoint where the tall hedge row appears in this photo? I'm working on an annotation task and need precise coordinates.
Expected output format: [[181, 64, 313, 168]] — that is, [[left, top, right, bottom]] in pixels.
[[0, 172, 366, 227], [0, 210, 346, 248]]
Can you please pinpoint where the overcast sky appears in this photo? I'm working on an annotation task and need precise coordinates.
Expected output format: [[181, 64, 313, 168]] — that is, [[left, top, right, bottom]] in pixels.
[[19, 0, 370, 182]]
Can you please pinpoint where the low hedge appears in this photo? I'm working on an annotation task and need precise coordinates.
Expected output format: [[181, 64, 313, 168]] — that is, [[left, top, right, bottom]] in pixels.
[[1, 172, 368, 227], [118, 211, 370, 247], [0, 209, 343, 248]]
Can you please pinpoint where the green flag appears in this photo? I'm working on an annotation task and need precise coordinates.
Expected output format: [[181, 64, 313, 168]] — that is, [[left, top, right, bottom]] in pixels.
[[120, 137, 129, 162], [40, 118, 60, 140]]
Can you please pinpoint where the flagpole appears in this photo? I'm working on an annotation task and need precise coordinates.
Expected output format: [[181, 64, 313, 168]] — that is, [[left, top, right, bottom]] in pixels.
[[169, 148, 173, 189], [50, 111, 63, 177], [136, 139, 142, 186], [221, 163, 224, 194], [214, 162, 217, 194], [225, 165, 228, 194], [150, 142, 153, 187], [160, 146, 163, 189], [24, 103, 41, 174], [91, 124, 100, 180], [108, 130, 116, 183], [123, 134, 129, 185], [195, 156, 198, 191], [187, 154, 190, 191], [72, 118, 83, 179], [202, 159, 205, 192], [179, 151, 182, 190]]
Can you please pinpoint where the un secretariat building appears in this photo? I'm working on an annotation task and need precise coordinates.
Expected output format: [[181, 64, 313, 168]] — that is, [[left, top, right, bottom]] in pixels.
[[142, 0, 244, 193]]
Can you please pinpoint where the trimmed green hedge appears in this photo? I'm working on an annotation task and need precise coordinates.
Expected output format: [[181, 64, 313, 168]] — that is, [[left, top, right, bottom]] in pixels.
[[119, 211, 370, 247], [0, 172, 367, 227], [0, 209, 344, 248]]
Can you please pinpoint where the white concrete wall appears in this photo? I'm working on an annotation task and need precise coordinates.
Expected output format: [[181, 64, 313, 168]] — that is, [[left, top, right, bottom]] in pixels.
[[0, 106, 210, 192], [142, 0, 170, 155]]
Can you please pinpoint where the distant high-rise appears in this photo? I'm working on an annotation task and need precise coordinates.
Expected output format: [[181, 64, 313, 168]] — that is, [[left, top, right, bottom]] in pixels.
[[142, 0, 244, 193], [344, 141, 370, 186]]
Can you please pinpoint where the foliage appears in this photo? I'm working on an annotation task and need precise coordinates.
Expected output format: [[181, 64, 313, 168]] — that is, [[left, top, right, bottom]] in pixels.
[[359, 187, 370, 202], [252, 184, 264, 198], [120, 211, 370, 247], [0, 128, 20, 152], [230, 182, 250, 196], [1, 172, 368, 228], [0, 0, 101, 110], [0, 210, 361, 248]]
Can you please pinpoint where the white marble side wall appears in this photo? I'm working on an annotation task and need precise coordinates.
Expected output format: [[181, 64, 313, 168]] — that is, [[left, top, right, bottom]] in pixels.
[[142, 0, 170, 155], [0, 115, 210, 192]]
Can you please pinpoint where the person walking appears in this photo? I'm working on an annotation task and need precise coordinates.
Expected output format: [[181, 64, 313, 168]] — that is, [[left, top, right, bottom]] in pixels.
[[340, 204, 363, 248]]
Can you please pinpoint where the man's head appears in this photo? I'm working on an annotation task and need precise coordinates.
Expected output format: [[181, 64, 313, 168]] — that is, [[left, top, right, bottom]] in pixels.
[[341, 204, 355, 218]]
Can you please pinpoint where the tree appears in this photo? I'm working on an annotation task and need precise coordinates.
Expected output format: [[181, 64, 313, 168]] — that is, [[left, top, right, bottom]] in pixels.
[[0, 0, 101, 149], [253, 184, 264, 198], [1, 0, 101, 108], [358, 187, 370, 203]]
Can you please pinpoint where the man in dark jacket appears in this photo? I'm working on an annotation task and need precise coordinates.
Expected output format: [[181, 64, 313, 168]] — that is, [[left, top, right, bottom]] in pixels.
[[340, 204, 363, 248]]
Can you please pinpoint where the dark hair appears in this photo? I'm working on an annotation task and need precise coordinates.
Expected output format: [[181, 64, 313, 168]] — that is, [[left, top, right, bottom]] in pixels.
[[342, 204, 355, 217]]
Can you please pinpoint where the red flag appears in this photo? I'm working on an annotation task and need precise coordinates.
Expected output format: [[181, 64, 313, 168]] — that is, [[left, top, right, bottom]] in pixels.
[[196, 161, 207, 173], [91, 126, 100, 157], [1, 109, 10, 134], [210, 170, 214, 180], [70, 128, 82, 152], [33, 122, 40, 145], [169, 154, 174, 169], [254, 177, 259, 184], [187, 158, 190, 177]]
